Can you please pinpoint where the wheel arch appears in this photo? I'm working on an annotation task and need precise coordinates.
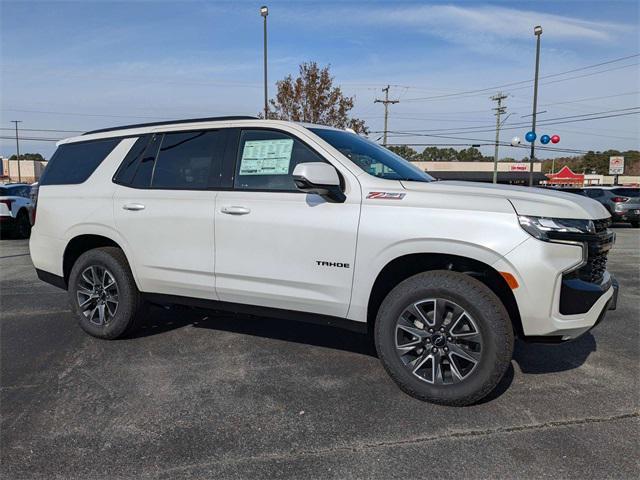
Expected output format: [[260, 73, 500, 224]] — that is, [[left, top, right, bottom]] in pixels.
[[62, 234, 136, 288], [366, 253, 523, 338]]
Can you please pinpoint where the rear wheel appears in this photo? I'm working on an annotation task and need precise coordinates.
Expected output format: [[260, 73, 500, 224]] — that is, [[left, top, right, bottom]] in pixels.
[[631, 220, 639, 228], [15, 210, 31, 239], [68, 247, 145, 339], [375, 271, 514, 406]]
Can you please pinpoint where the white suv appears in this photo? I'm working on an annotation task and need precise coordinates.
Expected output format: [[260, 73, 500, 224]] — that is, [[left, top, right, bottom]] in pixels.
[[30, 117, 618, 406], [1, 183, 33, 238]]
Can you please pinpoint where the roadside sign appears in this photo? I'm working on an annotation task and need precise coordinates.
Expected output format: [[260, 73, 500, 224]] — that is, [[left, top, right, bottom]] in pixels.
[[609, 156, 624, 175]]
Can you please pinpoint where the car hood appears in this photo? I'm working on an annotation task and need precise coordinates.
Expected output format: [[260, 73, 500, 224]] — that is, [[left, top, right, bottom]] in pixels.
[[400, 180, 610, 220]]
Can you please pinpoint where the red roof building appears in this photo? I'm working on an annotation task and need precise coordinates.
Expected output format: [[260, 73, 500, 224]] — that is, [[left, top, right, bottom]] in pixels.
[[545, 166, 584, 186]]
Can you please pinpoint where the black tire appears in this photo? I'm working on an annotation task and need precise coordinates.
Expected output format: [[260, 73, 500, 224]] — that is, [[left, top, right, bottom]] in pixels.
[[631, 220, 639, 228], [15, 209, 31, 239], [68, 247, 145, 339], [375, 270, 514, 406]]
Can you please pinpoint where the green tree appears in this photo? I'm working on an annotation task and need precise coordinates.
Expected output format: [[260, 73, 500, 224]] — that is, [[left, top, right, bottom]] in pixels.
[[9, 153, 45, 161], [264, 62, 368, 134], [421, 146, 457, 161], [456, 147, 485, 162], [388, 145, 418, 161]]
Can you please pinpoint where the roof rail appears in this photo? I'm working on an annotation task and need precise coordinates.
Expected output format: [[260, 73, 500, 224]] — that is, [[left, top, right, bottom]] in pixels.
[[83, 116, 259, 135]]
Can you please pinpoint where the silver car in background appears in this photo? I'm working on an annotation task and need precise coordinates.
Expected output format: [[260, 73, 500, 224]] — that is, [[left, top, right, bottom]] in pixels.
[[582, 187, 640, 228]]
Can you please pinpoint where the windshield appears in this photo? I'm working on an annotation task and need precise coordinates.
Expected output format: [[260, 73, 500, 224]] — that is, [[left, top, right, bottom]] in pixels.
[[309, 128, 434, 182]]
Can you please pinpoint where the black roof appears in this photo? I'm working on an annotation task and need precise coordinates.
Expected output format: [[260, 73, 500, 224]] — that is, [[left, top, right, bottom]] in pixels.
[[83, 116, 258, 136]]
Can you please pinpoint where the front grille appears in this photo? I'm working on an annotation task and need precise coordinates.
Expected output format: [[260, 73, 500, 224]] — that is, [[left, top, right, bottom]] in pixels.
[[576, 218, 613, 284], [579, 250, 608, 283], [593, 217, 611, 233]]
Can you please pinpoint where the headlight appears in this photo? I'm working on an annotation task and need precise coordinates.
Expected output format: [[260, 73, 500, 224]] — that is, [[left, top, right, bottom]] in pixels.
[[518, 215, 595, 242]]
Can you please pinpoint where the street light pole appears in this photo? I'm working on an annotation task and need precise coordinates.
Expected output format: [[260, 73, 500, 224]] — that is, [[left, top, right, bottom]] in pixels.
[[11, 120, 22, 183], [528, 25, 542, 186], [260, 6, 269, 119]]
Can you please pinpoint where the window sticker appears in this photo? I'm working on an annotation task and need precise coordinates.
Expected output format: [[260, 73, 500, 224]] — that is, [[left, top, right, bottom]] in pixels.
[[239, 139, 294, 176]]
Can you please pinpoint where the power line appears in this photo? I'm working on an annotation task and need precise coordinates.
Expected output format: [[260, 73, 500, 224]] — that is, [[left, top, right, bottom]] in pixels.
[[374, 107, 640, 134], [0, 136, 60, 142], [402, 54, 640, 102], [0, 127, 83, 133]]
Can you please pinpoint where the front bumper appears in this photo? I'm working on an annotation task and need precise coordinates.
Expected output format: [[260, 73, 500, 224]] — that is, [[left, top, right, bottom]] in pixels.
[[492, 235, 618, 341], [612, 209, 640, 222]]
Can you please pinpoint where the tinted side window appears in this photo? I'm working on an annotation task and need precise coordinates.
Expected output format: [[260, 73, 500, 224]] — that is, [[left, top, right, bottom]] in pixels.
[[131, 134, 161, 188], [234, 130, 326, 191], [152, 131, 222, 189], [113, 135, 151, 186], [585, 189, 603, 198], [40, 138, 121, 185]]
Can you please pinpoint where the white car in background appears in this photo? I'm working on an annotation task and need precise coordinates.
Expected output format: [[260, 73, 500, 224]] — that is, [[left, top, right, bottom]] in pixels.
[[0, 183, 32, 239]]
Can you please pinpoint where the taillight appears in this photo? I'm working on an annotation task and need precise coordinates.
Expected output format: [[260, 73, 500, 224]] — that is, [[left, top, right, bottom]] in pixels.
[[30, 186, 39, 225], [0, 199, 13, 210], [611, 196, 629, 203]]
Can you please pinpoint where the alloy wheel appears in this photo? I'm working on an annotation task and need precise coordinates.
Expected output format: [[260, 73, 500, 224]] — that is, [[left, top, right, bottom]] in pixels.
[[395, 298, 483, 385], [76, 265, 119, 326]]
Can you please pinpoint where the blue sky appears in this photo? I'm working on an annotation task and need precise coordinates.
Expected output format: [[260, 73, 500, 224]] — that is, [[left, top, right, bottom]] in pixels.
[[1, 0, 639, 160]]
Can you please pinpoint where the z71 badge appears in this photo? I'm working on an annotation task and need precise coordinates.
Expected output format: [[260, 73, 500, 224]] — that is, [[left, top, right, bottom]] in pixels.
[[366, 192, 406, 200]]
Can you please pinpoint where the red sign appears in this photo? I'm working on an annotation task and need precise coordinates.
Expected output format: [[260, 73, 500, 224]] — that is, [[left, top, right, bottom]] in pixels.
[[510, 164, 528, 171]]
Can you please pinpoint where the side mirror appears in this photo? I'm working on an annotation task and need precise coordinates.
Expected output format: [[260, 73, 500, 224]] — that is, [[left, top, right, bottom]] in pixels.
[[292, 162, 346, 203]]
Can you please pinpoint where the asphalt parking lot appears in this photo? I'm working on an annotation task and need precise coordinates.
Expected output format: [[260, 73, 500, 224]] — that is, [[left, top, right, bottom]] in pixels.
[[1, 229, 638, 479]]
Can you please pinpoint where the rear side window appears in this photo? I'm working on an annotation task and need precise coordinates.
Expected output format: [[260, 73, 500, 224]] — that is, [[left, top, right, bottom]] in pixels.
[[0, 187, 8, 196], [611, 188, 639, 197], [113, 135, 151, 186], [40, 138, 121, 185], [131, 134, 162, 188], [585, 189, 603, 198], [152, 131, 223, 189], [234, 129, 326, 191]]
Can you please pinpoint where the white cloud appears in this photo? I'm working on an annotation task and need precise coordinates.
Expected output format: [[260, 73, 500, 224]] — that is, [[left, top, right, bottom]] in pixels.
[[285, 4, 631, 44]]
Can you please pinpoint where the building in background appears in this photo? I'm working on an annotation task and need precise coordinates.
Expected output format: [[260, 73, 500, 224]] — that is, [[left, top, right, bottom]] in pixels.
[[540, 165, 639, 187], [0, 156, 47, 183], [413, 161, 546, 185]]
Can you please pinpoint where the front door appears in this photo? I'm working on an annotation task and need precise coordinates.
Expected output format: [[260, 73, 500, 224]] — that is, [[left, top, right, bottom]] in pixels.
[[214, 128, 361, 317]]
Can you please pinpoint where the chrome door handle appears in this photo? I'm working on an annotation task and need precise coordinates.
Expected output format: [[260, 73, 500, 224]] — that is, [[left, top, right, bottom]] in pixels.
[[122, 203, 145, 211], [221, 206, 251, 215]]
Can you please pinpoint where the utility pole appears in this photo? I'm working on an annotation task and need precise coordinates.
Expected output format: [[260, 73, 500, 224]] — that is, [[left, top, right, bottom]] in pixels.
[[11, 120, 22, 183], [374, 85, 399, 147], [491, 92, 507, 184], [529, 25, 543, 186]]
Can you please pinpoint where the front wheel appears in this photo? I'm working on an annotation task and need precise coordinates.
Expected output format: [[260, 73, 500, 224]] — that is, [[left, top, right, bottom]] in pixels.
[[68, 247, 145, 339], [375, 271, 514, 406]]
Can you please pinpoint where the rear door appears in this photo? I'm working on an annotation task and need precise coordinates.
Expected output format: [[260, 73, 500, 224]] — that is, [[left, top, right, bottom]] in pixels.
[[214, 128, 361, 317], [113, 129, 227, 299]]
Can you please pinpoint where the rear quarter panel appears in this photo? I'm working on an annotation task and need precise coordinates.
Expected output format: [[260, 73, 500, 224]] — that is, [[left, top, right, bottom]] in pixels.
[[29, 138, 138, 280]]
